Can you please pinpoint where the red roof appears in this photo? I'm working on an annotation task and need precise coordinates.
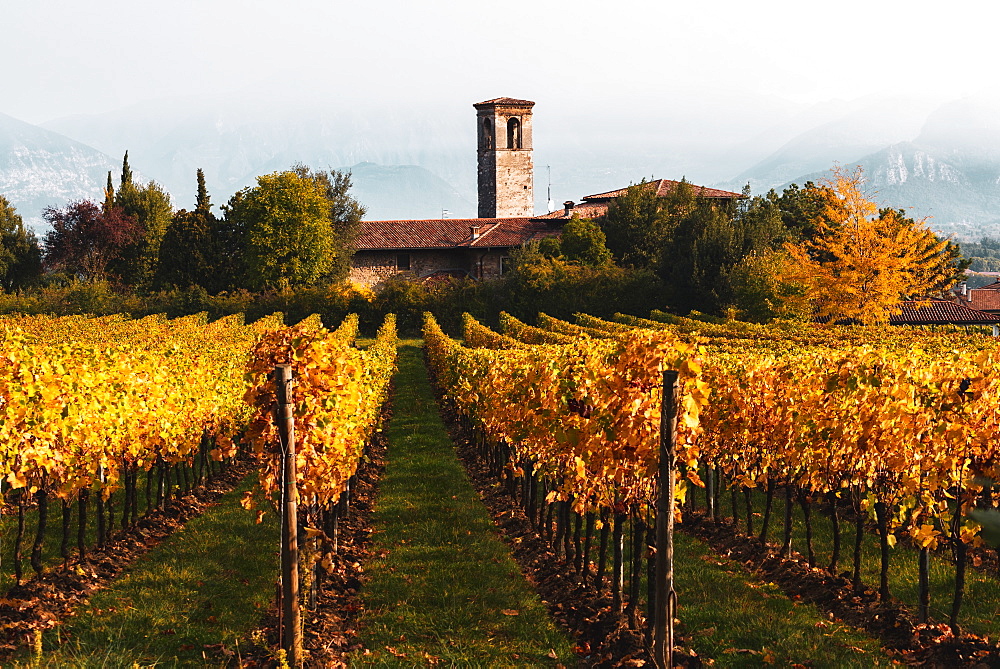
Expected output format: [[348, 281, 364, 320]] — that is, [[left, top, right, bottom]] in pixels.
[[474, 97, 535, 108], [583, 179, 744, 201], [954, 291, 1000, 312], [354, 217, 559, 251], [891, 299, 1000, 325]]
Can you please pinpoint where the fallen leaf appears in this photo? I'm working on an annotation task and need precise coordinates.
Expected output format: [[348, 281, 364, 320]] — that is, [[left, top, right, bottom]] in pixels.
[[502, 609, 520, 616]]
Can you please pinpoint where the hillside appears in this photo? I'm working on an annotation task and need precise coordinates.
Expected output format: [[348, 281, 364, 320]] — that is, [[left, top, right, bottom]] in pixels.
[[0, 112, 115, 232]]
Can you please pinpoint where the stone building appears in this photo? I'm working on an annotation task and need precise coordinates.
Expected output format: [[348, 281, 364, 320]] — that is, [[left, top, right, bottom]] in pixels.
[[348, 98, 744, 288]]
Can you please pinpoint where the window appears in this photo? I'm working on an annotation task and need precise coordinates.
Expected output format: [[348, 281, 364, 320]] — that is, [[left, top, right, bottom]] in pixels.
[[507, 117, 521, 149], [500, 256, 512, 275], [482, 118, 494, 150], [396, 253, 411, 271]]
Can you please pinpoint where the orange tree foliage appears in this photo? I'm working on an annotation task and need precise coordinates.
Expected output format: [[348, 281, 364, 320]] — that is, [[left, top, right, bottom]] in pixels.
[[783, 167, 962, 325]]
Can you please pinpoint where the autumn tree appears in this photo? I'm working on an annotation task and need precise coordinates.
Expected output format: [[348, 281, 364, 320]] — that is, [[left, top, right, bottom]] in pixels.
[[0, 196, 42, 290], [784, 167, 965, 324], [43, 200, 142, 282], [223, 170, 334, 290]]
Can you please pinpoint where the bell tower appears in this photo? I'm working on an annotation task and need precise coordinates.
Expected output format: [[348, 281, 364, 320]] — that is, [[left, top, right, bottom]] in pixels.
[[475, 97, 534, 218]]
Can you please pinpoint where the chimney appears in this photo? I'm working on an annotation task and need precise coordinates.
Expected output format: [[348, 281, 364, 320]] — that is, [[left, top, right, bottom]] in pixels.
[[470, 225, 481, 241], [563, 200, 575, 217], [960, 282, 968, 297]]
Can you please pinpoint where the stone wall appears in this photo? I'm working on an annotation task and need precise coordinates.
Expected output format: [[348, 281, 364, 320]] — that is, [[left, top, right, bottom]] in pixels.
[[349, 249, 512, 288]]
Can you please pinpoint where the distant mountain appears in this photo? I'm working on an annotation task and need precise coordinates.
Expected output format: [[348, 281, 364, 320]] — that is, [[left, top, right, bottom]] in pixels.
[[719, 96, 935, 193], [0, 112, 115, 233], [42, 98, 472, 212], [343, 163, 473, 220], [724, 97, 1000, 240], [788, 142, 1000, 238]]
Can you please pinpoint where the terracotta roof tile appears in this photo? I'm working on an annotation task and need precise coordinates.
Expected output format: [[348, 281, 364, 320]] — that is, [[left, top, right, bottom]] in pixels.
[[583, 179, 745, 201], [354, 217, 559, 251], [474, 97, 535, 107], [890, 299, 1000, 325], [950, 285, 1000, 311]]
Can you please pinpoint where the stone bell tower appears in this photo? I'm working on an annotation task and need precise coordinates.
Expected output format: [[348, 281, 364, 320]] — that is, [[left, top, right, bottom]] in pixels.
[[475, 97, 534, 218]]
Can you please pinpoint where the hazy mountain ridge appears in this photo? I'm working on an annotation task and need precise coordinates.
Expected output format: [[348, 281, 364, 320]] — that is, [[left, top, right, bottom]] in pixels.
[[0, 112, 116, 233]]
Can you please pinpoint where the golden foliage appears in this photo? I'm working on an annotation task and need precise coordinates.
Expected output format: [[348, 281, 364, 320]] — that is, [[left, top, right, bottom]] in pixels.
[[784, 166, 955, 325]]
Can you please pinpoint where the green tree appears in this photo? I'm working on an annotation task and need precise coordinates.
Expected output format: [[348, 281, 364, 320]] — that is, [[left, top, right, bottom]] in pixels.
[[290, 164, 366, 282], [559, 215, 612, 266], [0, 196, 42, 290], [728, 249, 808, 322], [156, 170, 218, 289], [112, 152, 173, 288], [599, 178, 697, 268], [225, 171, 334, 290]]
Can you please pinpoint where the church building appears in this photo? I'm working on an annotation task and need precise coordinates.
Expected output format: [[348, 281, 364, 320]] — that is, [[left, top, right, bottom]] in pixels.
[[348, 98, 743, 287]]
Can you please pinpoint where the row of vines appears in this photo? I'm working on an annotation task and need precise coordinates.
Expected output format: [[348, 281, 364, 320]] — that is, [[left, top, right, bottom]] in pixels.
[[0, 311, 397, 664], [425, 309, 1000, 650]]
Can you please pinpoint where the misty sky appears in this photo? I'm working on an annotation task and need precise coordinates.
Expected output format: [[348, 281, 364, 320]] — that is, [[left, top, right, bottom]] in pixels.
[[3, 0, 994, 125]]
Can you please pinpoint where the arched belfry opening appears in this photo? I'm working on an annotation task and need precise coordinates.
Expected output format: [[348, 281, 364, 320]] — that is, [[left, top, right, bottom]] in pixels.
[[507, 117, 522, 149], [482, 118, 494, 150]]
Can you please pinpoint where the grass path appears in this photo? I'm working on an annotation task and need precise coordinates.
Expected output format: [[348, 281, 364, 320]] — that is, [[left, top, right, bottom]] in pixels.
[[354, 342, 576, 666], [730, 488, 1000, 637], [673, 530, 891, 667], [27, 475, 278, 667]]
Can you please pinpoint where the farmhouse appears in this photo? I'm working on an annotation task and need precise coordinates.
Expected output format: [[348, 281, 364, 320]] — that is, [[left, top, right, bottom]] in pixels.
[[348, 98, 744, 288]]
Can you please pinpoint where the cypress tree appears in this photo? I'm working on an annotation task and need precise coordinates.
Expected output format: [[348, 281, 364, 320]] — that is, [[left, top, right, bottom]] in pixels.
[[121, 151, 133, 189], [195, 168, 211, 214]]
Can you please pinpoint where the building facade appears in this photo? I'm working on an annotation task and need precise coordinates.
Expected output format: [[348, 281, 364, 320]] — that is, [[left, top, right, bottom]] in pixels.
[[347, 98, 745, 288]]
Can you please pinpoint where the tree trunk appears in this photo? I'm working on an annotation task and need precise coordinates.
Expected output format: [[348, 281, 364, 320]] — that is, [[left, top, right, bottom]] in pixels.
[[759, 481, 775, 544], [31, 488, 48, 574]]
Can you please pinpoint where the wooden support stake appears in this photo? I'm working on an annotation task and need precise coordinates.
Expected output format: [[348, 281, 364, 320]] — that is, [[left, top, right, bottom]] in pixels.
[[653, 370, 679, 669], [275, 364, 302, 667]]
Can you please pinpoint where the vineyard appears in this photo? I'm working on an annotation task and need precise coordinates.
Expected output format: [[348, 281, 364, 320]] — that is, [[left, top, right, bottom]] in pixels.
[[425, 310, 1000, 666], [2, 307, 1000, 665], [0, 311, 396, 665]]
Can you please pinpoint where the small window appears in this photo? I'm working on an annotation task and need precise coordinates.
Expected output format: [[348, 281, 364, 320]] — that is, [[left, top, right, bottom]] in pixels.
[[501, 256, 512, 275], [396, 253, 411, 271], [507, 117, 521, 149]]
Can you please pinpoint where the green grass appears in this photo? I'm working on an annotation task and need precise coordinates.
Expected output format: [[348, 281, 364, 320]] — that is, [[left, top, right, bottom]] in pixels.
[[354, 341, 576, 667], [0, 467, 205, 592], [674, 530, 891, 667], [706, 487, 1000, 638], [23, 475, 278, 667]]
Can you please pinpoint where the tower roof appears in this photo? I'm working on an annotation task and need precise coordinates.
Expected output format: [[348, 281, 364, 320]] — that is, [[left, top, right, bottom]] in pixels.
[[474, 97, 535, 108]]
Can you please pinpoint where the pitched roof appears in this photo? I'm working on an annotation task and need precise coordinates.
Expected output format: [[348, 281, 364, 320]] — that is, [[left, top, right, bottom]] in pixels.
[[951, 286, 1000, 311], [474, 97, 535, 107], [354, 217, 559, 251], [583, 179, 745, 201], [890, 299, 1000, 325]]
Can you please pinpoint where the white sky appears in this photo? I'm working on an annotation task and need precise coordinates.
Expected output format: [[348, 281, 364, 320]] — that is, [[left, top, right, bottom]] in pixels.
[[2, 0, 991, 125]]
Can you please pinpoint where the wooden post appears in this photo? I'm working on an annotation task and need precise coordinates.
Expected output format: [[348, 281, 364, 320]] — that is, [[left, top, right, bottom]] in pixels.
[[653, 370, 680, 669], [275, 364, 302, 667]]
